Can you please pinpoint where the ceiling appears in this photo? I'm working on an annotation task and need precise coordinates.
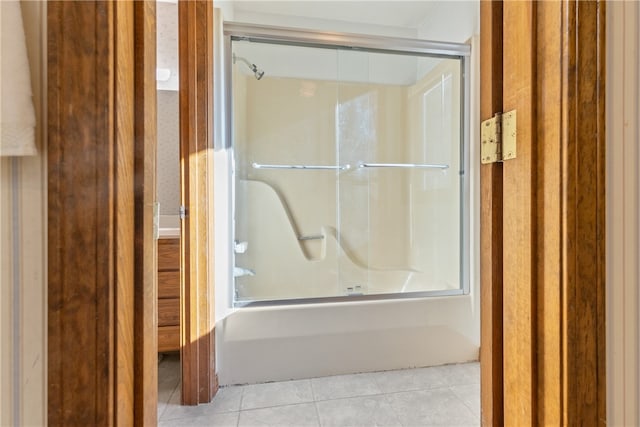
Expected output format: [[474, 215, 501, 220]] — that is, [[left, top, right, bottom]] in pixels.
[[224, 1, 436, 29], [156, 1, 476, 90]]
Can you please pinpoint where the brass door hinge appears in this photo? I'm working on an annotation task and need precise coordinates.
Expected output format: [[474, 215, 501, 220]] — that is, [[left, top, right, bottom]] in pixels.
[[481, 110, 517, 164]]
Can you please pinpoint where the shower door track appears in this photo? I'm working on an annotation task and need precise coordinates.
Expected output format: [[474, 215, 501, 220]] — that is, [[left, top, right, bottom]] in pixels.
[[234, 288, 466, 308], [223, 22, 471, 57]]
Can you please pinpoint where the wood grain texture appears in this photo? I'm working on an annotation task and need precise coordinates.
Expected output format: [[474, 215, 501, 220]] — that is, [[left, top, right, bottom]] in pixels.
[[159, 271, 180, 299], [48, 1, 136, 424], [502, 1, 537, 425], [133, 1, 158, 425], [494, 0, 606, 423], [48, 2, 114, 424], [157, 239, 180, 351], [595, 3, 607, 423], [158, 239, 180, 271], [535, 1, 563, 424], [179, 0, 218, 405], [179, 1, 197, 404], [158, 326, 180, 353], [479, 2, 504, 425], [198, 0, 217, 404], [158, 299, 180, 327], [114, 2, 136, 425], [561, 1, 607, 424]]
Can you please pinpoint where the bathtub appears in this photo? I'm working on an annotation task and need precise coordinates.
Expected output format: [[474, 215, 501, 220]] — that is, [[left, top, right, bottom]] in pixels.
[[214, 160, 481, 386], [216, 293, 480, 385]]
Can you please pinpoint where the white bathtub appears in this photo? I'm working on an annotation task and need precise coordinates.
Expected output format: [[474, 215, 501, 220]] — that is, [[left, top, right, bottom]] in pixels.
[[216, 294, 480, 386]]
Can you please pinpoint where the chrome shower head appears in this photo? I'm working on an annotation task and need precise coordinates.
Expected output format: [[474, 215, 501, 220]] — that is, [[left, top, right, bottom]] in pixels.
[[233, 53, 265, 81]]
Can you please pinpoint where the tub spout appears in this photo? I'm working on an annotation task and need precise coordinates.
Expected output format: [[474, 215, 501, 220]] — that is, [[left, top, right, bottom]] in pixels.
[[234, 266, 256, 277]]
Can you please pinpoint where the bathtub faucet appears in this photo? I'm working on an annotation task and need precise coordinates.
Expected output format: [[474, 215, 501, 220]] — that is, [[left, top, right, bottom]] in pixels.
[[234, 266, 256, 277]]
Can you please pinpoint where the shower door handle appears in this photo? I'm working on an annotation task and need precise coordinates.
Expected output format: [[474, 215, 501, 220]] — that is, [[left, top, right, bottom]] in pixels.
[[252, 162, 351, 171], [358, 162, 449, 170]]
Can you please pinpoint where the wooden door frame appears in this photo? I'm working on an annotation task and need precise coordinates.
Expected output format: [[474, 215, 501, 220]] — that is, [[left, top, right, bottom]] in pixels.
[[48, 1, 158, 424], [46, 0, 605, 423], [47, 0, 220, 418], [178, 0, 219, 405], [480, 0, 606, 424], [479, 2, 504, 425], [133, 1, 159, 424]]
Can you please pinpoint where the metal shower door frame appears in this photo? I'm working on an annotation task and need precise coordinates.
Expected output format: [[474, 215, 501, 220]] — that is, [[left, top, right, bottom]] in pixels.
[[222, 22, 472, 307]]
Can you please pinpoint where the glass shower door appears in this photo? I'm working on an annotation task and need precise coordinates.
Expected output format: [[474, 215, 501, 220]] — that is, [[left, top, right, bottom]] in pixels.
[[232, 40, 344, 303], [335, 49, 464, 297], [335, 50, 373, 297], [230, 33, 467, 305]]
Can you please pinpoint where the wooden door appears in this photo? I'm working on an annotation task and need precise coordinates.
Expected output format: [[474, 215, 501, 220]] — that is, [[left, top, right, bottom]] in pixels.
[[178, 0, 219, 405], [48, 1, 157, 424], [480, 1, 606, 425]]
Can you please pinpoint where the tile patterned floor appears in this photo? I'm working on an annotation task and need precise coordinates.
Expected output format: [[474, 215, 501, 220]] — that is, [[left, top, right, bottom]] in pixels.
[[157, 354, 480, 427]]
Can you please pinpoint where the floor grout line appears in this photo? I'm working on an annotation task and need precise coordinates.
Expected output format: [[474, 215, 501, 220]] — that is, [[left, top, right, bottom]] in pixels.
[[158, 381, 181, 421], [233, 381, 480, 413], [309, 378, 323, 427], [236, 386, 245, 427], [381, 391, 405, 426], [447, 385, 481, 421], [238, 398, 316, 412]]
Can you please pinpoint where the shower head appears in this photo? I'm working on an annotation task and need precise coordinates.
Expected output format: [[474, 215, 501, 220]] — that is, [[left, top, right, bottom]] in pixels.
[[233, 53, 265, 80]]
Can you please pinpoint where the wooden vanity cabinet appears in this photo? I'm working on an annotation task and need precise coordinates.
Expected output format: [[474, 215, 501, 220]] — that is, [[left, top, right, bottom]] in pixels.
[[158, 238, 180, 352]]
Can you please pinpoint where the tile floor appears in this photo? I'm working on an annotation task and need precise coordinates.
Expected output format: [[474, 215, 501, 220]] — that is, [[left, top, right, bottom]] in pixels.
[[158, 354, 480, 426]]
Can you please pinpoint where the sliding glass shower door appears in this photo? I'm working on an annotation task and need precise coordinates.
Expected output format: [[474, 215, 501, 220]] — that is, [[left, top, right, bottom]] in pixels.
[[229, 28, 468, 305]]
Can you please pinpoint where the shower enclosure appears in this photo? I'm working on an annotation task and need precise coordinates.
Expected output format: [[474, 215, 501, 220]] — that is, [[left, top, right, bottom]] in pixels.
[[224, 24, 470, 305]]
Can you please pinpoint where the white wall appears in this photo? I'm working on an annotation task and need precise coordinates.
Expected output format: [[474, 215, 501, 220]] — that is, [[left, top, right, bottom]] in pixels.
[[157, 90, 180, 216], [417, 1, 479, 44], [607, 2, 640, 425], [0, 1, 47, 425], [229, 8, 416, 40], [156, 1, 178, 91]]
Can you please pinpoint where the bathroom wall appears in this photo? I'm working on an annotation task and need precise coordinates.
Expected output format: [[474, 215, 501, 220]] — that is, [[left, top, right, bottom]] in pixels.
[[157, 1, 178, 91], [607, 1, 640, 424], [417, 1, 479, 43], [230, 8, 415, 39], [157, 90, 180, 216], [0, 1, 47, 425], [156, 1, 180, 217]]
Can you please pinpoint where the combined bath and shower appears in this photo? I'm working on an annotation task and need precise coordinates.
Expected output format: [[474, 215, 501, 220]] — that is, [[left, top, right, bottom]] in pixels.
[[233, 53, 265, 80]]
